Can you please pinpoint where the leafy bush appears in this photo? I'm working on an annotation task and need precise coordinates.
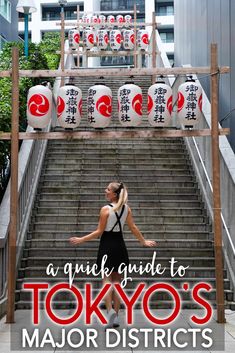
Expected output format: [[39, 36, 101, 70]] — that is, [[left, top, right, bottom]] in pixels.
[[0, 34, 60, 200]]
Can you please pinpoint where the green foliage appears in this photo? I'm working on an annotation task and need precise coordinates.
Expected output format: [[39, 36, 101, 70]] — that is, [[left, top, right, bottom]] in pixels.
[[38, 32, 61, 70], [0, 33, 61, 199]]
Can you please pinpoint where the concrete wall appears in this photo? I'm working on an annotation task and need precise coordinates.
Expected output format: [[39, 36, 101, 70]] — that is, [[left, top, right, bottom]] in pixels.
[[0, 0, 18, 42], [174, 0, 235, 152]]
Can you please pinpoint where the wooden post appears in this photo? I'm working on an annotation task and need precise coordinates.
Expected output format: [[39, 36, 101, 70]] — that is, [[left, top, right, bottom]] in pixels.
[[77, 5, 80, 68], [60, 7, 65, 86], [134, 4, 137, 68], [210, 43, 226, 323], [6, 47, 19, 324], [152, 11, 157, 84]]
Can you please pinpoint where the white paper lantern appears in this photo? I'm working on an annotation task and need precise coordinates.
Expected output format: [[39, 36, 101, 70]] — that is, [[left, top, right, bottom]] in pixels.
[[97, 29, 109, 50], [87, 84, 112, 128], [57, 85, 82, 129], [123, 29, 135, 50], [99, 14, 106, 24], [83, 29, 95, 48], [92, 15, 99, 24], [116, 15, 124, 25], [27, 85, 52, 129], [177, 78, 202, 127], [137, 30, 149, 50], [124, 15, 132, 24], [148, 81, 173, 127], [118, 83, 142, 127], [110, 29, 122, 50], [68, 29, 80, 49], [107, 15, 115, 25]]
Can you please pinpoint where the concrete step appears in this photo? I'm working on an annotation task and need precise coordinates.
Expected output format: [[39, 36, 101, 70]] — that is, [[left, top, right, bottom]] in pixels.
[[23, 247, 214, 258], [36, 199, 205, 208], [30, 222, 211, 232], [44, 158, 190, 165], [33, 214, 208, 224], [18, 266, 221, 279], [38, 193, 201, 201], [20, 255, 215, 268], [46, 152, 188, 160], [38, 186, 199, 195], [27, 230, 212, 241], [15, 276, 230, 290], [35, 206, 205, 216], [24, 239, 213, 249]]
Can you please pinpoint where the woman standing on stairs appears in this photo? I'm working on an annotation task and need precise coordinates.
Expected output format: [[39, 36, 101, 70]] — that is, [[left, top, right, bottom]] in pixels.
[[69, 182, 156, 329]]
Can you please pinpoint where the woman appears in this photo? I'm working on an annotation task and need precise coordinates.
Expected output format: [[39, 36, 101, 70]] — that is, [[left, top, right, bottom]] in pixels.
[[69, 182, 156, 328]]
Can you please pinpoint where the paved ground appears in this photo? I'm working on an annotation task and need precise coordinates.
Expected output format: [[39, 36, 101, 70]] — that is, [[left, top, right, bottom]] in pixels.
[[0, 309, 235, 352]]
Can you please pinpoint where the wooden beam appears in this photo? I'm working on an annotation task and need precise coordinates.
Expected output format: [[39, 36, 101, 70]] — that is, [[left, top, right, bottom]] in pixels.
[[0, 128, 230, 141], [56, 21, 160, 27], [152, 11, 157, 84], [60, 8, 65, 86], [0, 66, 230, 78], [134, 4, 137, 68], [6, 47, 19, 324], [210, 44, 226, 323]]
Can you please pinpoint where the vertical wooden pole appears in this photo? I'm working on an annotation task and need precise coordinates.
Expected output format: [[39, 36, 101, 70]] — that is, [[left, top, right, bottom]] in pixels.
[[152, 11, 157, 84], [134, 4, 137, 68], [6, 47, 19, 324], [77, 5, 80, 68], [210, 43, 226, 323], [60, 7, 65, 86]]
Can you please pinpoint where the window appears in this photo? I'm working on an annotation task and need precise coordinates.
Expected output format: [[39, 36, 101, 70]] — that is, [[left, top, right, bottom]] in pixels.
[[0, 0, 11, 22], [42, 5, 84, 21], [0, 34, 7, 51], [159, 31, 174, 43], [156, 1, 174, 16]]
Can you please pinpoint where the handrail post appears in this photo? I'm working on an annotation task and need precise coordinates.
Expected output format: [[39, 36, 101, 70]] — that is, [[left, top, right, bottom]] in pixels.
[[210, 43, 226, 323], [6, 47, 19, 324]]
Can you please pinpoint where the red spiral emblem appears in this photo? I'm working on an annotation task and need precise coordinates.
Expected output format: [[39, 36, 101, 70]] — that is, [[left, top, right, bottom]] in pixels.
[[130, 34, 135, 44], [96, 95, 112, 118], [28, 94, 50, 117], [88, 34, 94, 44], [142, 34, 149, 45], [198, 94, 202, 111], [104, 34, 109, 44], [78, 99, 82, 116], [147, 95, 154, 114], [57, 96, 65, 117], [132, 94, 142, 116], [74, 33, 80, 44], [177, 92, 185, 112], [167, 96, 173, 114], [116, 34, 122, 44]]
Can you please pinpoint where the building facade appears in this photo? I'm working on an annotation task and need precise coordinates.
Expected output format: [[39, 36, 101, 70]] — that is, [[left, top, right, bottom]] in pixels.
[[174, 0, 235, 151], [0, 0, 18, 50]]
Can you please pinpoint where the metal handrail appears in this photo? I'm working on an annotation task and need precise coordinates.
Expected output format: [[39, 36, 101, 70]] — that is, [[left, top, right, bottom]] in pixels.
[[192, 136, 235, 255]]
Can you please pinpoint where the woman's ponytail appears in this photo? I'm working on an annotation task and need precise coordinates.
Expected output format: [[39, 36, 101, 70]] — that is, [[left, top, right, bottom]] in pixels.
[[110, 182, 128, 211]]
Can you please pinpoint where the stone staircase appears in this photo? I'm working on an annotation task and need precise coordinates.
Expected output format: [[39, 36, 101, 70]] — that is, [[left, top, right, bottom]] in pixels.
[[15, 75, 234, 309]]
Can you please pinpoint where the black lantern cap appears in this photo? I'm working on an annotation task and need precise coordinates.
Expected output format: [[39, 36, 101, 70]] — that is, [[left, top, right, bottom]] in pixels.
[[186, 75, 196, 82], [155, 75, 165, 84]]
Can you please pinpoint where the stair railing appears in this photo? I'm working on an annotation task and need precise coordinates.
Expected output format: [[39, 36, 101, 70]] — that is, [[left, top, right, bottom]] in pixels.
[[172, 69, 235, 299]]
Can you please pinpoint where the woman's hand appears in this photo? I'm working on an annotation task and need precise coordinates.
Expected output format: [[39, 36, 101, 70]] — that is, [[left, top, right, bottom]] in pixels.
[[69, 237, 84, 245], [141, 240, 157, 247]]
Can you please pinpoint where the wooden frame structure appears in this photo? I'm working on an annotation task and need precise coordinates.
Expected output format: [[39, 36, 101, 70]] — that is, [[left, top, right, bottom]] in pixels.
[[0, 44, 229, 324], [58, 7, 158, 71]]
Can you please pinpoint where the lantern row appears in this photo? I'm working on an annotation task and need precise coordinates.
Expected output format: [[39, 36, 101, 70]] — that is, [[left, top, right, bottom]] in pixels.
[[27, 79, 202, 130], [80, 14, 133, 27], [69, 28, 149, 51]]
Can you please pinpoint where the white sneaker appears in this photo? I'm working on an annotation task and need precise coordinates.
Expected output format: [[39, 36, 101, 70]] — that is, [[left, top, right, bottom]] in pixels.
[[105, 309, 116, 329], [113, 314, 120, 327]]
